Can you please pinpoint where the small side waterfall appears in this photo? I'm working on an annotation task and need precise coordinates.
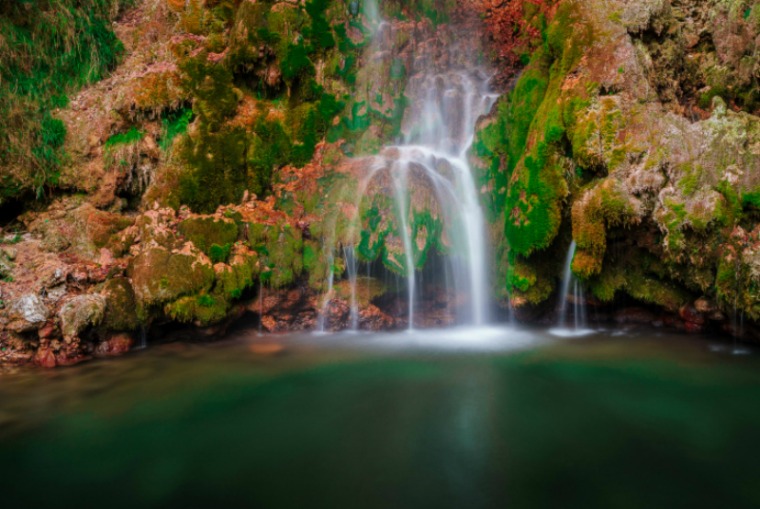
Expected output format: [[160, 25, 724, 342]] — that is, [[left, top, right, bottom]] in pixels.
[[553, 241, 592, 336], [317, 16, 498, 331]]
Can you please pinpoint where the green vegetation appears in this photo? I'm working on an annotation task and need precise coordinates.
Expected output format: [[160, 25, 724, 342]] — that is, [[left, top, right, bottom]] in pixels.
[[0, 0, 131, 203]]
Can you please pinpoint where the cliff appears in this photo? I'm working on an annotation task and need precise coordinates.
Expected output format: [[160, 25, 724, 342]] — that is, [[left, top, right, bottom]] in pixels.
[[0, 0, 758, 366]]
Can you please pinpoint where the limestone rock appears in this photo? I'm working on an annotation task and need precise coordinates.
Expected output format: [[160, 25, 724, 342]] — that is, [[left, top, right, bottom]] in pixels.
[[58, 294, 107, 341], [7, 294, 49, 333]]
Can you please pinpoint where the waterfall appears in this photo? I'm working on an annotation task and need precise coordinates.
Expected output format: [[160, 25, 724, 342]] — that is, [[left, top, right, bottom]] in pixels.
[[361, 0, 380, 27], [553, 241, 591, 336], [317, 17, 498, 331], [316, 255, 335, 333]]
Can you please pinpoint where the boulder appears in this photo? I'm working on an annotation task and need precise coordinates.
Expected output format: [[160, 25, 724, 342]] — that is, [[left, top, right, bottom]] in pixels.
[[7, 294, 49, 333], [58, 294, 107, 341], [95, 333, 134, 357]]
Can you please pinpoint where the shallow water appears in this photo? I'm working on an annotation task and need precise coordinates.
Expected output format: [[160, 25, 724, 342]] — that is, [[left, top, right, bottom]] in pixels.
[[1, 326, 760, 508]]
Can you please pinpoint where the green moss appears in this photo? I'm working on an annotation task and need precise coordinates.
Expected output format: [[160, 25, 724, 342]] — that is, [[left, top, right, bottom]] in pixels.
[[0, 0, 129, 203], [281, 42, 315, 83], [165, 293, 229, 327], [247, 223, 304, 289], [248, 116, 292, 197], [305, 0, 335, 51], [589, 249, 692, 311], [497, 2, 594, 260], [178, 217, 239, 254], [102, 278, 140, 331], [209, 243, 232, 264], [105, 127, 144, 149], [129, 247, 216, 318], [159, 108, 193, 151], [741, 191, 760, 210], [571, 178, 639, 278], [177, 125, 248, 213], [179, 53, 239, 128]]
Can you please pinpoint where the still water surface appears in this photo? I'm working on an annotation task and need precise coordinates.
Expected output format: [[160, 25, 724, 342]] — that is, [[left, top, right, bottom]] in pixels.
[[1, 326, 759, 508]]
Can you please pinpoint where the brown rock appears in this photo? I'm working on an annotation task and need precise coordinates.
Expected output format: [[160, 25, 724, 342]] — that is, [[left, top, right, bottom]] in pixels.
[[679, 305, 706, 326], [95, 333, 135, 357], [614, 307, 656, 325], [694, 298, 716, 314], [34, 347, 57, 369], [38, 322, 58, 339]]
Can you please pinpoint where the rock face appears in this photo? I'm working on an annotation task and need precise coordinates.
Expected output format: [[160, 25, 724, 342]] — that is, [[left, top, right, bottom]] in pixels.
[[475, 0, 760, 330], [0, 0, 758, 367]]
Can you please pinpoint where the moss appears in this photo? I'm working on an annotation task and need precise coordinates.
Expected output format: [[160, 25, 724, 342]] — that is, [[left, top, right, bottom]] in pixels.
[[128, 247, 216, 317], [178, 52, 239, 128], [209, 243, 232, 264], [105, 127, 144, 149], [220, 250, 259, 299], [178, 217, 239, 254], [305, 0, 335, 51], [571, 178, 639, 278], [248, 223, 304, 289], [101, 278, 140, 331], [159, 108, 193, 151], [0, 0, 129, 203], [165, 293, 229, 327], [498, 2, 594, 259], [248, 116, 292, 197], [506, 255, 554, 306], [177, 125, 248, 213], [589, 249, 692, 311], [742, 191, 760, 210]]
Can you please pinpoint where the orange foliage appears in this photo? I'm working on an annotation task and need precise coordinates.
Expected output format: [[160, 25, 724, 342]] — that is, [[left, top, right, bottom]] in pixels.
[[474, 0, 557, 82]]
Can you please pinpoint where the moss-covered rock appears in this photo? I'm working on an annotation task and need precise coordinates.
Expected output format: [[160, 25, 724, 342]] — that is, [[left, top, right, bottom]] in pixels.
[[58, 294, 107, 341], [178, 216, 239, 254], [101, 278, 140, 332], [128, 246, 215, 317]]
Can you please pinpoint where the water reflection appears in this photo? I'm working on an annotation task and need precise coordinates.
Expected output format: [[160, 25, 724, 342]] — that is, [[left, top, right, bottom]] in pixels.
[[0, 327, 759, 508]]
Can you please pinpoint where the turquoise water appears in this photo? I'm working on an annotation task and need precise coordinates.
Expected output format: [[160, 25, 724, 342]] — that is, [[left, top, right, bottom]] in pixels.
[[1, 327, 759, 508]]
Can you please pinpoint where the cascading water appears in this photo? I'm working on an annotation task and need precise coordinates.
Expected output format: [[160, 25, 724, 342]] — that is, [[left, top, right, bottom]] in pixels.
[[552, 241, 592, 336], [317, 12, 498, 331]]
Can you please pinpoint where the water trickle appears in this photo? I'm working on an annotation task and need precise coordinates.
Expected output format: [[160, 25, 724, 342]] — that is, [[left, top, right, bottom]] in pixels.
[[553, 241, 591, 336], [316, 255, 335, 333]]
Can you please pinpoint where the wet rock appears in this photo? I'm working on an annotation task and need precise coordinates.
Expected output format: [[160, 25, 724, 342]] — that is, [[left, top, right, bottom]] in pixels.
[[359, 304, 396, 330], [7, 294, 50, 333], [42, 267, 69, 288], [34, 347, 57, 369], [95, 333, 134, 357], [694, 298, 717, 314], [614, 307, 657, 325], [38, 322, 58, 340], [45, 284, 68, 302], [128, 246, 215, 309], [102, 278, 139, 332], [679, 305, 706, 332], [58, 294, 107, 341]]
